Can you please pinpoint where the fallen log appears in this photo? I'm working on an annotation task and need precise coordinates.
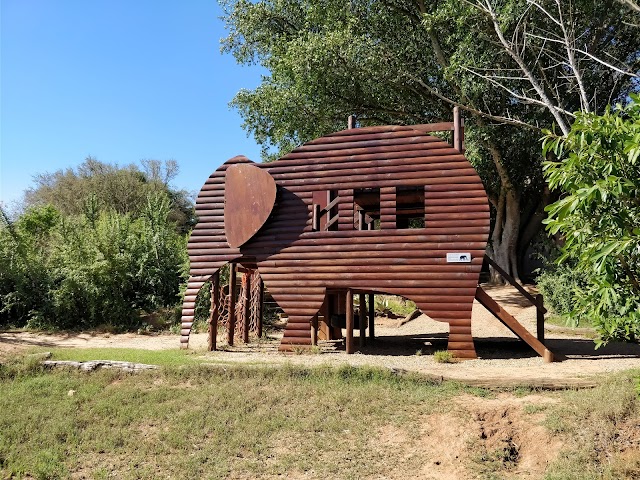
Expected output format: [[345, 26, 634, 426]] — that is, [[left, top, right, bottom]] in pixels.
[[396, 309, 421, 327], [42, 360, 158, 372]]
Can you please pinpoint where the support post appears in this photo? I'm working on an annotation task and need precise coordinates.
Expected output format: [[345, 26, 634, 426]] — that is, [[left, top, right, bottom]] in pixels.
[[227, 263, 237, 346], [368, 293, 375, 339], [359, 293, 366, 348], [257, 276, 264, 338], [358, 209, 365, 230], [208, 272, 220, 351], [453, 106, 464, 152], [346, 289, 354, 354], [312, 204, 321, 231], [348, 115, 356, 129], [536, 293, 545, 343], [311, 315, 318, 346], [243, 271, 250, 343]]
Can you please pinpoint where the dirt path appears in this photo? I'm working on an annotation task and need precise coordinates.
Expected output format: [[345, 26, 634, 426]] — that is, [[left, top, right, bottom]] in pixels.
[[2, 286, 639, 387]]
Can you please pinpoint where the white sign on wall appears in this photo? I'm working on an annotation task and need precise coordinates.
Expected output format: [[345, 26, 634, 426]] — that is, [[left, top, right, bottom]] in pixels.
[[446, 253, 472, 263]]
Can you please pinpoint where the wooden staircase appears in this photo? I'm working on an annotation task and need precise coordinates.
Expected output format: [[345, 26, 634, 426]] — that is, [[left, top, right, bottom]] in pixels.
[[476, 255, 556, 362], [475, 286, 554, 362]]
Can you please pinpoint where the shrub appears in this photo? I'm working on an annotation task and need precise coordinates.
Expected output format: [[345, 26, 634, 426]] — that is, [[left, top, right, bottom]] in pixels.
[[543, 96, 640, 345], [536, 263, 588, 324], [0, 192, 188, 331], [433, 350, 456, 363]]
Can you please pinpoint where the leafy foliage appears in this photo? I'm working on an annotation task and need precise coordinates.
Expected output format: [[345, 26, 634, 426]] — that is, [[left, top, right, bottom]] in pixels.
[[0, 193, 188, 331], [542, 96, 640, 345], [536, 263, 587, 321], [219, 0, 640, 280], [23, 157, 195, 233]]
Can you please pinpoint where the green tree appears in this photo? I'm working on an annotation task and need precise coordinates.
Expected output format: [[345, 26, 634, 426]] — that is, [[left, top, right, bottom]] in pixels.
[[220, 0, 639, 281], [0, 205, 58, 326], [542, 96, 640, 345], [24, 157, 195, 233]]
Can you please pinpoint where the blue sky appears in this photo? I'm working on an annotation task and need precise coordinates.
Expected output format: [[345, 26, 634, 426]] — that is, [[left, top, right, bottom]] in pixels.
[[1, 0, 265, 210]]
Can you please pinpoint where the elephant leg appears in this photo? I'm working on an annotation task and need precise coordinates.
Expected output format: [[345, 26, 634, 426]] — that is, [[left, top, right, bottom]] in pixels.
[[447, 315, 476, 359], [278, 315, 313, 352], [180, 276, 208, 349]]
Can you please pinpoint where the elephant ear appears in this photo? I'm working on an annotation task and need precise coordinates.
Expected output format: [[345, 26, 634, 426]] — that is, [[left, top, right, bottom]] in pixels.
[[224, 163, 277, 248]]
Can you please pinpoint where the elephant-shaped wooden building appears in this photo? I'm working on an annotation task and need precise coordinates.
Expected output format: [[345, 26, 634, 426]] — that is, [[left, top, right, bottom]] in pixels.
[[179, 112, 554, 361]]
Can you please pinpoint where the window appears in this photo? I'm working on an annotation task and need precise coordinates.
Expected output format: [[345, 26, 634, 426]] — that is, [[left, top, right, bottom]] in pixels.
[[312, 190, 339, 231], [396, 186, 424, 229], [354, 188, 380, 230]]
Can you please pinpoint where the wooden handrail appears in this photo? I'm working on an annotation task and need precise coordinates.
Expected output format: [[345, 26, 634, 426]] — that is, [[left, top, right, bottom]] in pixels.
[[484, 255, 547, 314]]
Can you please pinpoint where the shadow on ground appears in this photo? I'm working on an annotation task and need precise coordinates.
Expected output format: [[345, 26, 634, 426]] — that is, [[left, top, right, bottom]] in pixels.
[[324, 333, 640, 361]]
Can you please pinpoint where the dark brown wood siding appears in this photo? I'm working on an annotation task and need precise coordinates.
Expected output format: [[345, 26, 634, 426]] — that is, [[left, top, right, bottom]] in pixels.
[[181, 124, 490, 358]]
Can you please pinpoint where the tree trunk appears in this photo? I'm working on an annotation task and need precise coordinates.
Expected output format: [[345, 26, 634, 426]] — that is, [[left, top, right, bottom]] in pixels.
[[517, 186, 554, 277], [485, 139, 522, 284], [488, 189, 521, 284]]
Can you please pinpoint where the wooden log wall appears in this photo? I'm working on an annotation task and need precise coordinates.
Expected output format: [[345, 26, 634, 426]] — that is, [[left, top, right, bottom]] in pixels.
[[180, 123, 490, 358]]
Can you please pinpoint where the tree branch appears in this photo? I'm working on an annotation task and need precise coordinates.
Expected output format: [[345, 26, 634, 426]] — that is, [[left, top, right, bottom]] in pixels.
[[409, 75, 541, 130], [473, 0, 572, 134], [617, 0, 640, 13]]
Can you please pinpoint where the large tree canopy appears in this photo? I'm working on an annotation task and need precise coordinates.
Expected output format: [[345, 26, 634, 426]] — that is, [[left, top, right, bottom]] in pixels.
[[220, 0, 640, 280]]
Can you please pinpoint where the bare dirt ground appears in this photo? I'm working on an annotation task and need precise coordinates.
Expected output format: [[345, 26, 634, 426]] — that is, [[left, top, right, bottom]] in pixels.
[[2, 285, 639, 388]]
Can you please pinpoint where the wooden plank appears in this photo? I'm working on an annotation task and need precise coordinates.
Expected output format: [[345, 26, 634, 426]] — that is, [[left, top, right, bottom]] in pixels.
[[475, 286, 554, 362], [536, 293, 545, 343], [346, 290, 354, 354], [224, 163, 277, 248], [227, 263, 237, 346], [359, 293, 366, 348], [484, 255, 547, 313]]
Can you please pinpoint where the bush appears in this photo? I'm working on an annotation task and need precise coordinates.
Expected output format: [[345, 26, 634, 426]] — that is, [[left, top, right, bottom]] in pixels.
[[542, 96, 640, 345], [536, 264, 587, 322], [0, 193, 188, 331], [433, 350, 456, 363]]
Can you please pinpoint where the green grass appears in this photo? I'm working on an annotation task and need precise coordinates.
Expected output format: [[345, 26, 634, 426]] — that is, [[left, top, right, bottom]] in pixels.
[[433, 350, 456, 363], [374, 295, 417, 317], [46, 347, 204, 367], [0, 358, 475, 479], [543, 371, 640, 479], [2, 352, 639, 480], [545, 314, 596, 330]]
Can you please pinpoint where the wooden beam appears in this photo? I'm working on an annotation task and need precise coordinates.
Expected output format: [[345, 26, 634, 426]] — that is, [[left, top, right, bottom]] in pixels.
[[359, 293, 366, 348], [312, 204, 321, 231], [453, 106, 464, 152], [322, 195, 340, 214], [227, 263, 237, 346], [368, 293, 375, 339], [536, 293, 545, 343], [208, 272, 220, 351], [475, 286, 554, 362]]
